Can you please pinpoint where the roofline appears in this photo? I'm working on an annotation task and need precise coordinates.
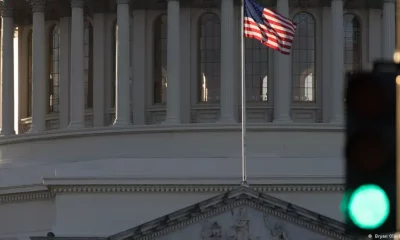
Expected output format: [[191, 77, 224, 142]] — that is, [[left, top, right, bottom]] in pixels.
[[108, 186, 355, 240]]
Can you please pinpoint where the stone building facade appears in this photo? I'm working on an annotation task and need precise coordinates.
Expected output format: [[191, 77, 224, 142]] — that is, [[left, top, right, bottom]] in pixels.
[[0, 0, 393, 239]]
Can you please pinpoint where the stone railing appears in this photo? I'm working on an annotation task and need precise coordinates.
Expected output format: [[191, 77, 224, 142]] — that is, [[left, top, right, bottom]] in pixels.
[[20, 110, 96, 133]]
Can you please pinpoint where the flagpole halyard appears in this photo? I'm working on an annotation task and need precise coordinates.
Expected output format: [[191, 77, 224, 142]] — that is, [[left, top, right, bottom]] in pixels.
[[240, 0, 248, 186]]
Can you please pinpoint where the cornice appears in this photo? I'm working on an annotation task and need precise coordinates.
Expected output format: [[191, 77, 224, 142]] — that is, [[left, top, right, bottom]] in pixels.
[[0, 184, 344, 205], [42, 176, 344, 185], [0, 123, 344, 146], [0, 190, 54, 204], [49, 184, 344, 193]]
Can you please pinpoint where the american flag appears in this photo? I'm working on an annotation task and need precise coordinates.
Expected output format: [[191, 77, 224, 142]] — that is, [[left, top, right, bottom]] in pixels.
[[244, 0, 297, 55]]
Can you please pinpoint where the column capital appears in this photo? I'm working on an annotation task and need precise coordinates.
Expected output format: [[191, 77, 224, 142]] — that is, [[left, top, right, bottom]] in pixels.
[[116, 0, 130, 4], [70, 0, 85, 8], [28, 0, 46, 12], [0, 1, 14, 17]]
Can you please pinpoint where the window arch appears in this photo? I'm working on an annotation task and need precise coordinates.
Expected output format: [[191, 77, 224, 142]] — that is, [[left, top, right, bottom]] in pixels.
[[112, 21, 117, 108], [344, 14, 361, 73], [84, 21, 94, 109], [49, 25, 60, 113], [27, 30, 33, 117], [197, 12, 221, 103], [245, 37, 269, 102], [291, 12, 316, 102], [153, 14, 167, 104]]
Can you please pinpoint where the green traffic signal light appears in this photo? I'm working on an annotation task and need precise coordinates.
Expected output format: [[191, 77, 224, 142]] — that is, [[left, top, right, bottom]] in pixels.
[[347, 184, 390, 229]]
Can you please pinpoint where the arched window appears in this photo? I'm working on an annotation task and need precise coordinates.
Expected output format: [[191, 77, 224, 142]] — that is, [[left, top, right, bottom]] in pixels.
[[344, 14, 361, 73], [153, 14, 167, 104], [112, 22, 117, 108], [198, 13, 221, 103], [245, 37, 268, 102], [49, 25, 60, 113], [27, 30, 33, 117], [292, 12, 316, 102], [84, 21, 94, 109]]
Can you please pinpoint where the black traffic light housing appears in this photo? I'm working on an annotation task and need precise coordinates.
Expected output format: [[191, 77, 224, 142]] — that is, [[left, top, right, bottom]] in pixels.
[[344, 61, 397, 235]]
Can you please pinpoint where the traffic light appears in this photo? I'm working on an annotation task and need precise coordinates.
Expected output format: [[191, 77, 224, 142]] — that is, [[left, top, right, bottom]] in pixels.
[[343, 63, 397, 235]]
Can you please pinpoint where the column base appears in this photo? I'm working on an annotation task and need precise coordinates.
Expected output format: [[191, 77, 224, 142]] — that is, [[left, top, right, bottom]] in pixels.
[[273, 116, 293, 124], [113, 118, 131, 127], [67, 121, 84, 129], [27, 124, 45, 134], [0, 129, 15, 136]]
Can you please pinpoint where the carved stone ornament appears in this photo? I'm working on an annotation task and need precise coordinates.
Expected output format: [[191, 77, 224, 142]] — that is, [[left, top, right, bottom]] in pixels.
[[226, 208, 260, 240], [263, 215, 290, 240], [0, 0, 13, 17], [200, 221, 222, 240], [70, 0, 85, 8], [28, 0, 46, 12]]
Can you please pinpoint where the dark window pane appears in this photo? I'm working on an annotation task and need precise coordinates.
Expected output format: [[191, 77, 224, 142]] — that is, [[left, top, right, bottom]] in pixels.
[[291, 12, 316, 102], [344, 13, 361, 72], [49, 25, 60, 113], [244, 28, 269, 102], [198, 13, 221, 103], [27, 31, 32, 116], [84, 22, 93, 109], [343, 14, 361, 97], [153, 14, 168, 104]]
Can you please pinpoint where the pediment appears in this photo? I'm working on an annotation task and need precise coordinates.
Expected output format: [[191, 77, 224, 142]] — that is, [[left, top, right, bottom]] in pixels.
[[109, 186, 356, 240]]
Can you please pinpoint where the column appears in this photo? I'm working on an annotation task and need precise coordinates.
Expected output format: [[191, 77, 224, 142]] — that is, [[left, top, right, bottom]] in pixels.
[[93, 11, 106, 127], [219, 0, 236, 123], [59, 17, 71, 129], [68, 0, 85, 129], [132, 10, 146, 125], [164, 0, 181, 124], [113, 0, 131, 126], [28, 0, 46, 133], [273, 0, 292, 123], [330, 0, 344, 123], [382, 0, 395, 60], [0, 1, 15, 136]]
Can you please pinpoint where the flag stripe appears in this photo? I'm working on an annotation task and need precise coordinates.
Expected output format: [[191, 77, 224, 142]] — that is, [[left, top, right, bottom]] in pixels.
[[244, 0, 297, 55], [244, 18, 292, 49]]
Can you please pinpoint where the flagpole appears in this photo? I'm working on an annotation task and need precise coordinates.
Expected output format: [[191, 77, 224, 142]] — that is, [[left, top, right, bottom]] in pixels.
[[240, 0, 248, 186]]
